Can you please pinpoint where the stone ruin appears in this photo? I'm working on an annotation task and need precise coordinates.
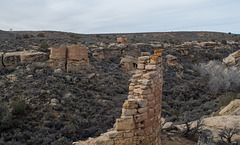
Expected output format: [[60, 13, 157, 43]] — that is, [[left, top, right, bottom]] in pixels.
[[120, 56, 138, 72], [117, 37, 128, 44], [0, 50, 48, 69], [73, 50, 163, 145], [49, 44, 89, 72]]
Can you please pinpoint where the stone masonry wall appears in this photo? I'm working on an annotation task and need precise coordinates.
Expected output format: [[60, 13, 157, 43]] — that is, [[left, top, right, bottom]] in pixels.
[[49, 44, 89, 72], [73, 51, 163, 145]]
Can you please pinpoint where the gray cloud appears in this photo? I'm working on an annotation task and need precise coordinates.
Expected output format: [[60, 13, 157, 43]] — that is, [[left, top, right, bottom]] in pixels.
[[0, 0, 239, 34]]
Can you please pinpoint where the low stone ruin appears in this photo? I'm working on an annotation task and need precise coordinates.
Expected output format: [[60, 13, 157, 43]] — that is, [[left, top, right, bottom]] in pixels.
[[117, 37, 128, 44], [73, 51, 163, 145], [120, 56, 138, 72], [49, 44, 89, 72], [0, 50, 48, 69]]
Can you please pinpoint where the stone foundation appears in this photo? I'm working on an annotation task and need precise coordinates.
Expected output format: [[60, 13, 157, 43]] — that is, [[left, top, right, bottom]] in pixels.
[[73, 51, 163, 145]]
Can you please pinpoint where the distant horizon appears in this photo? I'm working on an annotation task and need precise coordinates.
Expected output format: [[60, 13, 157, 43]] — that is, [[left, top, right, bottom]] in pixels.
[[2, 29, 240, 35], [1, 0, 239, 35]]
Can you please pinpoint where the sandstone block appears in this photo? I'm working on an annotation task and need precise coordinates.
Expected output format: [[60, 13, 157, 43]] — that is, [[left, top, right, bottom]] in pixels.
[[140, 85, 149, 90], [144, 118, 155, 128], [138, 56, 150, 61], [141, 52, 151, 56], [148, 109, 155, 118], [147, 94, 155, 101], [136, 99, 148, 108], [137, 64, 145, 70], [123, 100, 138, 109], [145, 65, 157, 70], [138, 107, 148, 114], [132, 74, 142, 79], [134, 112, 148, 123], [122, 108, 137, 116], [148, 100, 156, 108], [133, 88, 151, 95], [115, 116, 135, 131], [137, 60, 145, 64], [137, 79, 152, 86], [129, 85, 134, 91], [142, 71, 156, 79], [107, 131, 123, 139], [124, 132, 134, 138]]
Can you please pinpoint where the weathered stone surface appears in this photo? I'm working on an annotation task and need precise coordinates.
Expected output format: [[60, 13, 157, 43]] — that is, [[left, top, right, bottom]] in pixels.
[[166, 54, 178, 66], [219, 99, 240, 115], [133, 88, 151, 95], [137, 79, 152, 86], [137, 64, 145, 70], [122, 100, 138, 109], [138, 56, 150, 61], [162, 122, 173, 130], [143, 71, 156, 79], [115, 117, 135, 131], [138, 107, 148, 114], [134, 112, 148, 123], [145, 65, 157, 70], [141, 52, 151, 56], [223, 50, 240, 66], [136, 99, 148, 108], [122, 108, 137, 116]]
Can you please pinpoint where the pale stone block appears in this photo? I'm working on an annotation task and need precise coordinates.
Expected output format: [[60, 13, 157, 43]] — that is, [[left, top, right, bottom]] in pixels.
[[142, 71, 156, 79], [137, 79, 152, 86], [115, 116, 136, 131], [137, 64, 145, 70], [140, 85, 149, 90], [141, 52, 151, 56], [133, 88, 151, 95], [136, 99, 148, 108], [129, 85, 134, 91], [123, 100, 138, 109], [145, 65, 157, 70], [138, 56, 150, 61], [122, 108, 137, 116]]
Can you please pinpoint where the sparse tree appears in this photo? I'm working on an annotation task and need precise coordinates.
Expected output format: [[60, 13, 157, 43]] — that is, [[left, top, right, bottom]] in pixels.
[[218, 126, 240, 144]]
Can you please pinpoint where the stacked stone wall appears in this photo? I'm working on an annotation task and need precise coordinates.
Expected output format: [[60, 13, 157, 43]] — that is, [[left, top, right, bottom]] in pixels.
[[73, 50, 163, 145], [49, 44, 89, 72]]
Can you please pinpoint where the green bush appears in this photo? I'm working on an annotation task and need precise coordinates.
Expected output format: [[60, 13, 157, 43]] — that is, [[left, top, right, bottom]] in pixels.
[[218, 93, 237, 109], [11, 100, 28, 115], [37, 33, 45, 37], [221, 40, 227, 45], [0, 102, 13, 131], [40, 42, 49, 49], [23, 34, 30, 39]]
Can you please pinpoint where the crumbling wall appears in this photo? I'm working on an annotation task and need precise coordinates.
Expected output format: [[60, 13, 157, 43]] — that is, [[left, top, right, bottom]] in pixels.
[[73, 50, 163, 145], [49, 44, 89, 72], [0, 50, 48, 69]]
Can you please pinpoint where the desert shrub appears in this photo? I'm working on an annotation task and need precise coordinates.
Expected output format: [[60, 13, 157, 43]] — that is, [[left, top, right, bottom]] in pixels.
[[40, 42, 49, 50], [218, 93, 237, 109], [194, 60, 240, 94], [221, 40, 227, 45], [15, 35, 22, 39], [37, 33, 45, 37], [23, 34, 30, 39], [11, 100, 28, 115], [218, 126, 240, 144], [0, 102, 13, 131]]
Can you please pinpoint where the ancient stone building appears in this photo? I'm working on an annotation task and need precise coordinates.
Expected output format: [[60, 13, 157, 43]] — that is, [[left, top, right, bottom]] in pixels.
[[49, 44, 89, 72], [73, 50, 163, 145], [120, 56, 138, 72], [0, 50, 48, 69], [117, 37, 128, 44]]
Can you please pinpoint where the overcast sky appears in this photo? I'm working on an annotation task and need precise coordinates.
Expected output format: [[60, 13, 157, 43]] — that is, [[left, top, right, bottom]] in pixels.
[[0, 0, 239, 34]]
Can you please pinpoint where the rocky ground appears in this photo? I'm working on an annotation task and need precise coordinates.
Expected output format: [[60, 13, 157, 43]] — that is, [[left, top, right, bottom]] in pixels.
[[0, 30, 240, 144]]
